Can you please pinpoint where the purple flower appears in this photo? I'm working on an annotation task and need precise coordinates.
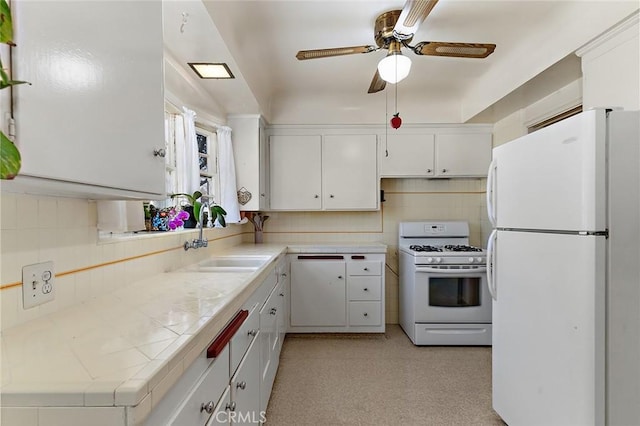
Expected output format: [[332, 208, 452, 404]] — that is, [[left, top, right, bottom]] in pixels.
[[177, 210, 190, 221], [168, 220, 177, 230]]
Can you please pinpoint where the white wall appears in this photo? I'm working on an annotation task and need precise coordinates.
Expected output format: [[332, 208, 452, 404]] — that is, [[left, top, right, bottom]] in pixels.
[[577, 11, 640, 111]]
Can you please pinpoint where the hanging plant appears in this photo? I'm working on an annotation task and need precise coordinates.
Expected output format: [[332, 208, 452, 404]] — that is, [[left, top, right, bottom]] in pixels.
[[0, 0, 29, 180]]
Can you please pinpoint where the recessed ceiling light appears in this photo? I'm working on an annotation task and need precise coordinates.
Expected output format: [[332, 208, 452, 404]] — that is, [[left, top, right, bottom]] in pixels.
[[188, 63, 235, 79]]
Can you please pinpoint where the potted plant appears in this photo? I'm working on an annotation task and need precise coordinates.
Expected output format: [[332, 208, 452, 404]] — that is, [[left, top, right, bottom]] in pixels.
[[171, 191, 227, 228], [0, 0, 29, 180]]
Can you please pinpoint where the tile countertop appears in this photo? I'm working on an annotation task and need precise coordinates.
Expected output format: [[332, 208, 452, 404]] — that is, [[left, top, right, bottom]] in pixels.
[[0, 243, 386, 413]]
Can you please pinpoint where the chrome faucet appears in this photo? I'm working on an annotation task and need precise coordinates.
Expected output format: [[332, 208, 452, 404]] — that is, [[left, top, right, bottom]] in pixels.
[[184, 198, 211, 251]]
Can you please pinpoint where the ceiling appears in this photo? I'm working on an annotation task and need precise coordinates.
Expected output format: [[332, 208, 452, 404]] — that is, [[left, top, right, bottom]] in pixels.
[[162, 1, 638, 125]]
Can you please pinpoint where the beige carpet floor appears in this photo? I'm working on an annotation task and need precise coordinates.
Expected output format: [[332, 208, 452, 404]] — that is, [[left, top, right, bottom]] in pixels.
[[264, 325, 505, 425]]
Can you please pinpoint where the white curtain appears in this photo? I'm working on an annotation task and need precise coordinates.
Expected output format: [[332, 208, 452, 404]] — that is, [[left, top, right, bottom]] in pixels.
[[216, 126, 241, 225], [175, 107, 200, 195]]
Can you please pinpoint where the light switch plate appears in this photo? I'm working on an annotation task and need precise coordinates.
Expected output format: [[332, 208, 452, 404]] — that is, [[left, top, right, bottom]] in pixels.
[[22, 261, 55, 309]]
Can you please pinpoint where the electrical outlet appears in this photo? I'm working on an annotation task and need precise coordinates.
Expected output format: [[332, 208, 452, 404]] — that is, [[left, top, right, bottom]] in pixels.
[[22, 261, 55, 309]]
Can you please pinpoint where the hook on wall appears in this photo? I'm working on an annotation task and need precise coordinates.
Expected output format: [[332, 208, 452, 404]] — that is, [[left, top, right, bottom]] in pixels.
[[180, 12, 189, 33]]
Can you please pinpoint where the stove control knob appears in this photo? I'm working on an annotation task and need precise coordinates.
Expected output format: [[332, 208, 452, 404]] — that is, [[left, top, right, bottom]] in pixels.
[[476, 257, 483, 263], [435, 258, 442, 264], [468, 257, 475, 263], [426, 257, 434, 263]]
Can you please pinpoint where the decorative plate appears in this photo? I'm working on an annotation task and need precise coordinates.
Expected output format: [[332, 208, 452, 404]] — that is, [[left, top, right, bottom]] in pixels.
[[237, 187, 252, 205]]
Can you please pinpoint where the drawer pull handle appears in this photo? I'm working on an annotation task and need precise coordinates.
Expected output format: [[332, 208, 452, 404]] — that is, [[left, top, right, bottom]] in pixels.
[[226, 401, 236, 412], [201, 401, 215, 414], [364, 288, 369, 292], [298, 255, 344, 260], [237, 381, 247, 390], [363, 313, 368, 317], [207, 309, 248, 358], [248, 329, 258, 337], [338, 275, 343, 279], [364, 267, 369, 271], [279, 293, 285, 297], [270, 308, 277, 315]]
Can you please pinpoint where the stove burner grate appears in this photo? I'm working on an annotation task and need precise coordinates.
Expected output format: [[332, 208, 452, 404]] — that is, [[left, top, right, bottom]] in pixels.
[[443, 244, 483, 252], [409, 245, 443, 252]]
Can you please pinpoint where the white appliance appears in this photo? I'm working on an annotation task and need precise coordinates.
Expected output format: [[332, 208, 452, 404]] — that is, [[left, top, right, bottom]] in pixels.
[[399, 221, 492, 345], [486, 109, 640, 425]]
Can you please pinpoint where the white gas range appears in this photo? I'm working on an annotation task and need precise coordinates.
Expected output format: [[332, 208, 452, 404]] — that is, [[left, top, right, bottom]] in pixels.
[[398, 221, 492, 345]]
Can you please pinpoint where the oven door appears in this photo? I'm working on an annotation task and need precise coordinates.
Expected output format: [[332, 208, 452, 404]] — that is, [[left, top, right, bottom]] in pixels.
[[413, 266, 491, 323]]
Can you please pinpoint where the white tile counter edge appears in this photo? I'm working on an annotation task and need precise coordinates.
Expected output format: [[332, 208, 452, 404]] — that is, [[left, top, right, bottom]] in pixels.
[[1, 243, 386, 416]]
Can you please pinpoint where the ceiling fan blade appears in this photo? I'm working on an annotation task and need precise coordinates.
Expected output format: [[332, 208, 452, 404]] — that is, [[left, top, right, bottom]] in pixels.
[[367, 70, 386, 94], [393, 0, 439, 39], [296, 45, 376, 60], [413, 41, 496, 58]]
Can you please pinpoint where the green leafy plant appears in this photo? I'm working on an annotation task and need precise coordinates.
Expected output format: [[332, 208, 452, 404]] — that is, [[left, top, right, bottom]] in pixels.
[[171, 191, 228, 227], [0, 0, 29, 179]]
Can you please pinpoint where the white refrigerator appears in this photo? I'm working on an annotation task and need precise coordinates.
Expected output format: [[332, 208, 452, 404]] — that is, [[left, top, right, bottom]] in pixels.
[[486, 109, 639, 426]]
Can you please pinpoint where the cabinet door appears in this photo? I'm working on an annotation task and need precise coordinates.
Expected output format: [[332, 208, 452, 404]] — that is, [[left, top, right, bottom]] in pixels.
[[12, 1, 166, 197], [206, 386, 231, 426], [229, 115, 268, 211], [231, 338, 261, 425], [275, 279, 287, 354], [259, 288, 277, 413], [269, 135, 322, 210], [290, 260, 346, 326], [379, 133, 435, 177], [435, 133, 492, 177], [322, 135, 378, 209]]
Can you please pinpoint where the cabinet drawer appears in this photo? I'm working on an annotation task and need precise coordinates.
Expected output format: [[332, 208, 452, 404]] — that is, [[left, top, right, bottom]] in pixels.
[[230, 304, 259, 376], [206, 385, 231, 425], [348, 276, 381, 301], [347, 261, 381, 276], [349, 302, 382, 326], [168, 345, 230, 426]]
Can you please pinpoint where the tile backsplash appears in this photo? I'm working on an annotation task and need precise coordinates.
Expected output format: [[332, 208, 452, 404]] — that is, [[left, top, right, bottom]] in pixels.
[[1, 178, 487, 330], [0, 192, 250, 330]]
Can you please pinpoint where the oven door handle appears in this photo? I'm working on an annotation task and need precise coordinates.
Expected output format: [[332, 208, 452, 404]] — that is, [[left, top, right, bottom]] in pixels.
[[415, 266, 487, 274]]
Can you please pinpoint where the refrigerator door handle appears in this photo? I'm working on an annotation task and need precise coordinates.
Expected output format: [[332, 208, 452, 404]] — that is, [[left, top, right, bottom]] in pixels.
[[487, 229, 497, 301], [486, 159, 497, 227]]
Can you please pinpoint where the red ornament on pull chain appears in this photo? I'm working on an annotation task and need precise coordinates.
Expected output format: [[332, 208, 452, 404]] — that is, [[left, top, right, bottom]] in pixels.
[[390, 112, 402, 129]]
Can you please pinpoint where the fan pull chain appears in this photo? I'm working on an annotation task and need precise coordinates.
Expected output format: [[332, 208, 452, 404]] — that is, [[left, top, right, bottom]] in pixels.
[[385, 85, 389, 157]]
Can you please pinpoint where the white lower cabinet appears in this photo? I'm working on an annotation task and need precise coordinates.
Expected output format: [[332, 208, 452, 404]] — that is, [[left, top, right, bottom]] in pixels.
[[288, 253, 385, 333], [147, 257, 289, 426], [145, 345, 230, 426], [258, 256, 289, 415], [290, 258, 346, 327], [230, 338, 261, 425], [206, 386, 231, 425]]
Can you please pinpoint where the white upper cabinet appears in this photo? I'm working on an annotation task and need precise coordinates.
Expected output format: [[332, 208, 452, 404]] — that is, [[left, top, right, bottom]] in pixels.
[[269, 133, 378, 211], [8, 1, 165, 199], [322, 134, 378, 210], [229, 115, 269, 211], [269, 135, 322, 210], [380, 133, 435, 177], [380, 127, 492, 178], [435, 133, 493, 177]]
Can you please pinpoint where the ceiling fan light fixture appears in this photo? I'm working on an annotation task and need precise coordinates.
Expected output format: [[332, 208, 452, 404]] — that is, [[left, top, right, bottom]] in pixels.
[[377, 52, 411, 84]]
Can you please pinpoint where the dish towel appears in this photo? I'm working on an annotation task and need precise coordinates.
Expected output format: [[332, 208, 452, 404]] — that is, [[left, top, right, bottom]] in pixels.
[[216, 126, 241, 225]]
